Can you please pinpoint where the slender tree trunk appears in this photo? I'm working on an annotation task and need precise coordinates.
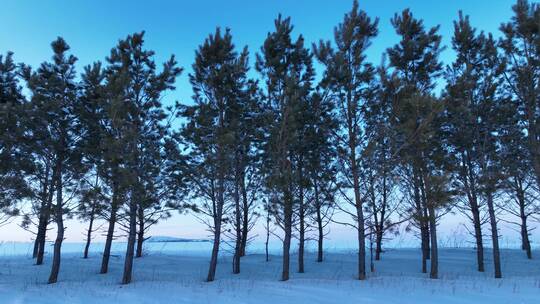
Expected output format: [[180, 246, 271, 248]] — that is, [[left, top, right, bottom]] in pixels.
[[48, 161, 63, 284], [471, 203, 485, 272], [83, 209, 95, 259], [375, 229, 383, 261], [282, 198, 292, 281], [298, 167, 305, 273], [36, 173, 55, 266], [135, 205, 144, 258], [265, 210, 270, 262], [486, 190, 502, 278], [207, 181, 224, 282], [520, 215, 532, 259], [427, 205, 438, 279], [351, 155, 366, 280], [515, 179, 532, 259], [314, 180, 324, 263], [233, 164, 242, 274], [121, 194, 137, 284], [239, 172, 249, 257], [100, 186, 118, 274], [465, 154, 485, 272], [414, 172, 429, 273]]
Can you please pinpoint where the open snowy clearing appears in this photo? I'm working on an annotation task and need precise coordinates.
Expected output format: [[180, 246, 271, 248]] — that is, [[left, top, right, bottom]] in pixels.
[[0, 243, 539, 304]]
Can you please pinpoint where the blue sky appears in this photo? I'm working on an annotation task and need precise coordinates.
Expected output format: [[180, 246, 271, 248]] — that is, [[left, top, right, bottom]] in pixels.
[[0, 0, 526, 243], [1, 0, 514, 107]]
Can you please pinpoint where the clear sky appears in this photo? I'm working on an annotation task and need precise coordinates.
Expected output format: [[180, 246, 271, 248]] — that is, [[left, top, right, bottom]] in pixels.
[[1, 0, 534, 246]]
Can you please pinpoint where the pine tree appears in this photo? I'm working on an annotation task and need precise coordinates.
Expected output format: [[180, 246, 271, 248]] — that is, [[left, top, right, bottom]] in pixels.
[[499, 0, 540, 193], [257, 15, 314, 281], [181, 28, 250, 281], [0, 52, 28, 226], [304, 91, 338, 263], [446, 12, 507, 278], [444, 12, 493, 273], [22, 37, 85, 284], [386, 9, 444, 276], [313, 0, 378, 280], [101, 32, 181, 284]]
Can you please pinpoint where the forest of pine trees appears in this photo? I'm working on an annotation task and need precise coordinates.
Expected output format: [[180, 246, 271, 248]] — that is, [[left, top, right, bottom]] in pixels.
[[1, 0, 540, 284]]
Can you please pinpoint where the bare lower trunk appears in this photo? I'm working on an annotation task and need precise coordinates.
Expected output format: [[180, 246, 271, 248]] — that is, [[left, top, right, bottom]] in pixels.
[[471, 205, 485, 272], [121, 197, 137, 284], [83, 211, 95, 259], [427, 205, 438, 279], [34, 211, 47, 259], [298, 179, 305, 273], [36, 177, 55, 265], [135, 206, 144, 258], [486, 190, 502, 278], [281, 192, 293, 281], [352, 168, 365, 280], [48, 162, 63, 284], [516, 183, 532, 259], [233, 170, 241, 274], [421, 223, 429, 273], [100, 203, 117, 274], [207, 182, 224, 282], [239, 174, 249, 257], [521, 215, 532, 259], [206, 218, 222, 281], [316, 207, 323, 263], [282, 215, 292, 281], [375, 229, 383, 261], [265, 212, 270, 262]]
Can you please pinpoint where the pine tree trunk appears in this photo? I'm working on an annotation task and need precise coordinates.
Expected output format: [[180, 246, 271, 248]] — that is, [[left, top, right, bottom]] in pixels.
[[239, 172, 249, 257], [83, 210, 95, 259], [35, 214, 49, 265], [316, 207, 323, 263], [314, 181, 323, 263], [135, 205, 144, 258], [121, 196, 137, 284], [298, 173, 305, 273], [521, 215, 532, 259], [427, 205, 438, 279], [206, 178, 224, 282], [100, 188, 118, 274], [516, 180, 532, 259], [34, 203, 47, 259], [48, 161, 63, 284], [265, 212, 270, 262], [206, 220, 222, 281], [233, 166, 242, 274], [486, 190, 502, 278], [375, 229, 383, 261], [421, 223, 429, 273], [465, 154, 485, 272], [471, 203, 485, 272], [36, 175, 55, 266], [281, 188, 293, 281], [34, 166, 52, 259], [351, 155, 366, 280]]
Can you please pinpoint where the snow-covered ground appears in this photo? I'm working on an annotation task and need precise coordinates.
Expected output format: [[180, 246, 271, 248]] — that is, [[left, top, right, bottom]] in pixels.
[[0, 242, 538, 304]]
